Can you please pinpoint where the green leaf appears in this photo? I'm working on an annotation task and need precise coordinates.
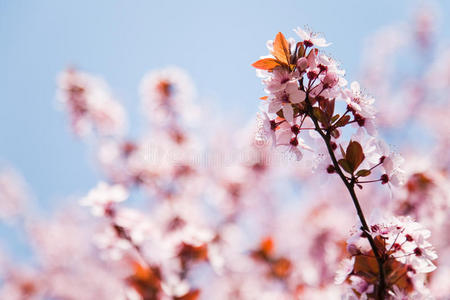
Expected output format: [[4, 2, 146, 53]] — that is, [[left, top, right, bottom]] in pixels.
[[356, 169, 371, 177], [345, 141, 365, 173]]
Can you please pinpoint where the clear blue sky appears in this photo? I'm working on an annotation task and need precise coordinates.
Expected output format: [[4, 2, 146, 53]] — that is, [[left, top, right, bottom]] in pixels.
[[1, 0, 449, 211]]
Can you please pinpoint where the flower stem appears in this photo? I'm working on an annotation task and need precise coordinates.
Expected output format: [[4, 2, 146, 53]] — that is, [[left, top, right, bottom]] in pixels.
[[304, 96, 386, 299]]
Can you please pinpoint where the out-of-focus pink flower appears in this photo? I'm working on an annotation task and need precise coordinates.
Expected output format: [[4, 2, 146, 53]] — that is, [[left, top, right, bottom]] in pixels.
[[80, 182, 128, 216], [334, 257, 354, 284], [139, 66, 198, 127], [0, 167, 29, 220], [58, 69, 127, 137]]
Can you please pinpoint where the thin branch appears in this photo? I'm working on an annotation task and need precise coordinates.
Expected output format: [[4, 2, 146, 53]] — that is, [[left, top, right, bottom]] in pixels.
[[304, 95, 387, 300]]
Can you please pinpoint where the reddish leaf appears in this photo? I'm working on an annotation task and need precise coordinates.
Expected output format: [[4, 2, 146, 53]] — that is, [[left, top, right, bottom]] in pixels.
[[338, 159, 352, 174], [334, 115, 351, 128], [345, 141, 365, 173], [252, 58, 282, 70], [271, 257, 292, 279], [324, 99, 335, 119], [260, 237, 274, 256], [174, 290, 201, 300], [353, 254, 379, 283], [272, 32, 291, 65], [339, 144, 346, 158]]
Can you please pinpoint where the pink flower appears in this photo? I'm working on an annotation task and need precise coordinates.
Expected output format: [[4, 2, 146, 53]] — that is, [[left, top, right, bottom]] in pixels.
[[388, 286, 410, 300], [255, 111, 276, 147], [263, 68, 293, 93], [268, 81, 306, 123], [334, 257, 355, 284], [58, 69, 127, 137], [343, 81, 376, 119], [139, 66, 198, 126], [296, 57, 308, 72], [274, 121, 312, 161], [294, 27, 331, 47], [0, 168, 29, 220], [308, 54, 346, 99], [349, 275, 374, 296], [80, 182, 129, 216]]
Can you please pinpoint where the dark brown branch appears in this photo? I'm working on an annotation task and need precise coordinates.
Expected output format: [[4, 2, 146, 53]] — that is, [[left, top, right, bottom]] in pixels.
[[304, 96, 386, 300]]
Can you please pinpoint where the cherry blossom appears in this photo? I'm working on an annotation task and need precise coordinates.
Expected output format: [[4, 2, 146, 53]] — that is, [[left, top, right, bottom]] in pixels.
[[268, 80, 306, 123], [58, 69, 127, 137], [2, 7, 450, 299], [80, 182, 129, 216], [294, 27, 331, 47]]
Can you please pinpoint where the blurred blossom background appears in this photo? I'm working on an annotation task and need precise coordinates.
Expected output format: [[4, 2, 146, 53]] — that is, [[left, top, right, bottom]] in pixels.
[[2, 0, 449, 209], [1, 0, 450, 299]]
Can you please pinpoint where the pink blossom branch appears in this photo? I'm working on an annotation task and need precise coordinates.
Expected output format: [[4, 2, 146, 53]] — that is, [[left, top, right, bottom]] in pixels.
[[304, 95, 387, 300]]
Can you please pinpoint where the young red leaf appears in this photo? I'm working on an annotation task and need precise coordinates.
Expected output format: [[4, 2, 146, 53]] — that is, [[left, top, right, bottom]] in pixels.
[[252, 58, 282, 70], [324, 99, 335, 120], [338, 159, 353, 174], [272, 32, 291, 65], [339, 144, 346, 158], [345, 141, 365, 173], [174, 290, 201, 300], [334, 115, 351, 128]]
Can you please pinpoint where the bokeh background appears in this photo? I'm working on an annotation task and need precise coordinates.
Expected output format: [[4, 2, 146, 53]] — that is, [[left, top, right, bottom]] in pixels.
[[1, 0, 449, 255]]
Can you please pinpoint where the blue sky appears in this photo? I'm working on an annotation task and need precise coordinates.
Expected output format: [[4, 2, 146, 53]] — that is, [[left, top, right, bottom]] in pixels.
[[1, 0, 449, 212]]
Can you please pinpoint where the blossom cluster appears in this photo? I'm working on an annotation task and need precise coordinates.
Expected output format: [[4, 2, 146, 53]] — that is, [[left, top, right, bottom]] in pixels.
[[253, 29, 400, 186], [0, 6, 449, 300], [337, 215, 437, 299], [252, 28, 438, 298]]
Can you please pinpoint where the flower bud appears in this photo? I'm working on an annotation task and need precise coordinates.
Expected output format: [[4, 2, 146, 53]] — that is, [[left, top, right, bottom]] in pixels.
[[381, 174, 389, 184], [290, 137, 299, 146], [326, 165, 335, 174], [291, 124, 300, 135]]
